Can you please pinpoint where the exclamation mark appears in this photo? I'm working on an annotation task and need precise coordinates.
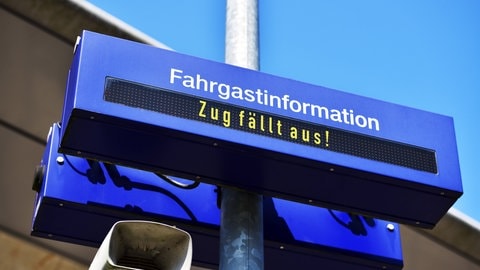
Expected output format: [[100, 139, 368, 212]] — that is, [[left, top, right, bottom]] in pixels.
[[325, 130, 329, 147]]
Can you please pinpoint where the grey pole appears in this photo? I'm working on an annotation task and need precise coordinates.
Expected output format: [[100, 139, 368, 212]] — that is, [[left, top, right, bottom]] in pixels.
[[225, 0, 259, 70], [219, 0, 263, 269]]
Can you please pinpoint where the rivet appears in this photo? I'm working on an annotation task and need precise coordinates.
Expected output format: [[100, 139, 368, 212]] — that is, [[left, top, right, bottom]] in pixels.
[[279, 246, 285, 250], [56, 156, 65, 165], [386, 223, 395, 232], [329, 168, 334, 172]]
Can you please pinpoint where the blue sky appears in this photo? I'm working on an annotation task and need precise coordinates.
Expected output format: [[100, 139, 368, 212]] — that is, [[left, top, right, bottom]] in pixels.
[[88, 1, 480, 222]]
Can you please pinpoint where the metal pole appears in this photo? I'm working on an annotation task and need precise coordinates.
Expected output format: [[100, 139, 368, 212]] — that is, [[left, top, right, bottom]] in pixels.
[[219, 0, 263, 270], [224, 0, 259, 70]]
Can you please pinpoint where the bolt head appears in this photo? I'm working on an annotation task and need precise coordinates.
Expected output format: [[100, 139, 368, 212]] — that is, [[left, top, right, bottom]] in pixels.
[[56, 156, 65, 165]]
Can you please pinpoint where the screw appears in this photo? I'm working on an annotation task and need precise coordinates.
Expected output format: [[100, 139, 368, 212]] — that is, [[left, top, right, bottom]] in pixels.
[[56, 156, 65, 165], [386, 223, 395, 232]]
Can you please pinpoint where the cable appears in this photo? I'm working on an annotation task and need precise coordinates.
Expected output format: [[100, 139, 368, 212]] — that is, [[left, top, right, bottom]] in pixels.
[[103, 163, 198, 222], [155, 173, 200, 190], [53, 151, 201, 220], [63, 154, 87, 176], [327, 209, 373, 236]]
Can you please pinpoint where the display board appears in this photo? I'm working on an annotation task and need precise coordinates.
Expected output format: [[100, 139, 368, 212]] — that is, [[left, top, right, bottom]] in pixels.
[[59, 31, 462, 228]]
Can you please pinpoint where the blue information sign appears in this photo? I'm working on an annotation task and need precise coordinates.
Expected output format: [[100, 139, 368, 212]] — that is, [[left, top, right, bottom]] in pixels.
[[59, 31, 462, 228], [33, 123, 403, 269]]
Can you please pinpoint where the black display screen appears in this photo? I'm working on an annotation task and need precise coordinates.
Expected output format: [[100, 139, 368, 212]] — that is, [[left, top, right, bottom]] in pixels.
[[104, 77, 437, 174]]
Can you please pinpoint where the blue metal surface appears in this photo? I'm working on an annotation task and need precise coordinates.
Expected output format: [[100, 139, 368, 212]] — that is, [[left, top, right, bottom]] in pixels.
[[32, 123, 403, 269], [59, 30, 462, 228]]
